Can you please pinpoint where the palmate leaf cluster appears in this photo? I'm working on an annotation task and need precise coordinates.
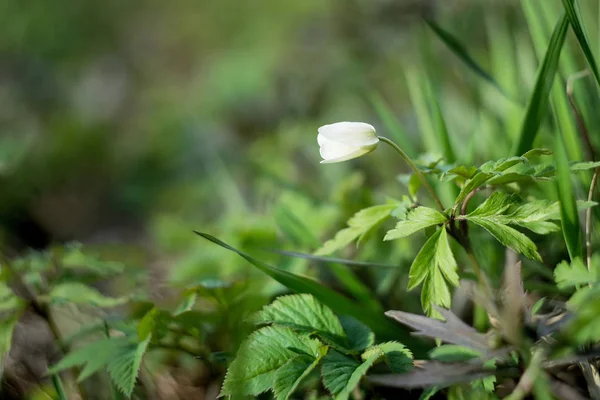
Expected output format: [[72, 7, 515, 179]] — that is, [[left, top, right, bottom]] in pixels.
[[220, 294, 412, 399]]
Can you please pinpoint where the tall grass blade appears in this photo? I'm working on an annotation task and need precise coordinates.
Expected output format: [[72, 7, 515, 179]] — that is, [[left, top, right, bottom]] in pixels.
[[512, 14, 569, 156], [555, 135, 583, 260], [424, 18, 511, 100], [367, 91, 417, 155], [561, 0, 600, 86]]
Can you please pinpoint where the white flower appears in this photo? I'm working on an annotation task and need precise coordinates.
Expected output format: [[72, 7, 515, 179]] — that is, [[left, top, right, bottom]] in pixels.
[[317, 122, 379, 164]]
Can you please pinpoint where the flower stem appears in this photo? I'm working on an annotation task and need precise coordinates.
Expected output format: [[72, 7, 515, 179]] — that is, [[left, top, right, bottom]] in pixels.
[[378, 136, 445, 211]]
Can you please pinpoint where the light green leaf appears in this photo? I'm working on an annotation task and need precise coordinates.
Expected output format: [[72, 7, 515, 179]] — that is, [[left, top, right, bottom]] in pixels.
[[522, 148, 553, 158], [429, 345, 482, 362], [570, 161, 600, 171], [220, 326, 321, 397], [339, 316, 374, 352], [61, 244, 124, 276], [321, 350, 378, 400], [107, 336, 151, 397], [455, 172, 494, 204], [361, 341, 413, 373], [0, 315, 19, 364], [253, 294, 347, 350], [274, 349, 326, 400], [554, 258, 596, 289], [384, 207, 447, 241], [467, 192, 515, 218], [0, 283, 25, 312], [315, 204, 397, 255], [408, 228, 458, 316], [49, 282, 128, 308], [49, 337, 130, 382], [467, 217, 542, 261]]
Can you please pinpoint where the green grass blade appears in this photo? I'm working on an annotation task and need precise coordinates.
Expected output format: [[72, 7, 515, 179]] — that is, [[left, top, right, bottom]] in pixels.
[[561, 0, 600, 86], [195, 232, 423, 350], [424, 18, 511, 100], [512, 14, 569, 156], [555, 135, 583, 261]]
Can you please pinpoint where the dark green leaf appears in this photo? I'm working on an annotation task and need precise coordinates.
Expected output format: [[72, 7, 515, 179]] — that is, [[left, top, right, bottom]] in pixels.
[[321, 350, 379, 400], [339, 316, 375, 352]]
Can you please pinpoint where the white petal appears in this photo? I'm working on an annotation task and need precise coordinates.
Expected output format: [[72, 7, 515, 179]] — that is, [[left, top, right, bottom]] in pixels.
[[320, 145, 376, 164], [319, 134, 359, 160], [318, 122, 378, 146]]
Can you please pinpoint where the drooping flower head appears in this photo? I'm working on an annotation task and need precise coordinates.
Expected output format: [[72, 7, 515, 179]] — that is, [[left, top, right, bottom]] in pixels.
[[317, 122, 379, 164]]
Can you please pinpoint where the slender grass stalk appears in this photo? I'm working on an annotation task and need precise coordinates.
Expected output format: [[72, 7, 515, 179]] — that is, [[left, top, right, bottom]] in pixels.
[[377, 136, 444, 211]]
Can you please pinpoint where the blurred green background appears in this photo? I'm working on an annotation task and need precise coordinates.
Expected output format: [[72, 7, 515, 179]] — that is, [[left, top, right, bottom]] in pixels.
[[1, 0, 600, 397]]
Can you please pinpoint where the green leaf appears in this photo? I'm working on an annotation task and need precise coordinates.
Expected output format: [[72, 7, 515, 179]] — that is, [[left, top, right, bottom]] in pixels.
[[49, 282, 128, 308], [274, 354, 323, 400], [107, 336, 151, 397], [455, 172, 494, 205], [0, 315, 19, 364], [512, 14, 569, 155], [561, 0, 600, 86], [408, 228, 459, 315], [253, 294, 347, 350], [315, 204, 397, 255], [339, 316, 374, 352], [384, 207, 447, 241], [570, 161, 600, 171], [361, 341, 413, 373], [467, 192, 515, 218], [61, 244, 124, 276], [321, 350, 379, 400], [429, 345, 482, 363], [467, 216, 542, 261], [221, 326, 321, 397], [196, 232, 416, 346], [49, 337, 130, 381], [554, 257, 596, 289], [0, 283, 25, 312], [522, 148, 553, 158], [555, 134, 583, 260]]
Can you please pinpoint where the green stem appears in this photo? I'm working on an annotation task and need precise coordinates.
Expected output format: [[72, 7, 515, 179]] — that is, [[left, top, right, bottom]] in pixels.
[[378, 136, 445, 211]]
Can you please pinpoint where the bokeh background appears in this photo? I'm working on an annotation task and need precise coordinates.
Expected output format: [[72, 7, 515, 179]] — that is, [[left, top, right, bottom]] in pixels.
[[2, 0, 600, 398]]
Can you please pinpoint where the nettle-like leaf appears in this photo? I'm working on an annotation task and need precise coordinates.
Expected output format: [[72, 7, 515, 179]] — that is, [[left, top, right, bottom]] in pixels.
[[274, 353, 324, 400], [49, 282, 128, 308], [321, 350, 379, 400], [107, 336, 151, 397], [384, 207, 447, 241], [361, 341, 413, 373], [465, 193, 542, 261], [60, 243, 124, 276], [253, 295, 375, 352], [407, 228, 459, 316], [220, 326, 321, 397], [429, 345, 482, 363], [315, 204, 397, 256], [554, 257, 598, 289]]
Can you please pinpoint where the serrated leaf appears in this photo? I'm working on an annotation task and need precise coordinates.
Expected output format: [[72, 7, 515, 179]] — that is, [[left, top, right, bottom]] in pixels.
[[407, 228, 458, 315], [339, 316, 374, 352], [315, 204, 396, 255], [107, 336, 150, 397], [361, 342, 413, 373], [467, 192, 515, 218], [253, 294, 348, 350], [49, 337, 130, 381], [455, 172, 494, 204], [523, 148, 553, 158], [274, 351, 325, 400], [467, 216, 542, 261], [49, 282, 128, 308], [429, 345, 482, 362], [384, 207, 447, 241], [554, 257, 596, 289], [220, 326, 321, 397], [61, 245, 124, 276], [321, 350, 378, 400]]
